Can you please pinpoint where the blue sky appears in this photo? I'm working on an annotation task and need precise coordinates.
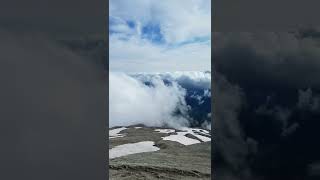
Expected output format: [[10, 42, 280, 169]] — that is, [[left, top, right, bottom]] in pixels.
[[109, 0, 211, 72]]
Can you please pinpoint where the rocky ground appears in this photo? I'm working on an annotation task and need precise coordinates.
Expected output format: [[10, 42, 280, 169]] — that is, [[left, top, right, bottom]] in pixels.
[[109, 125, 211, 180]]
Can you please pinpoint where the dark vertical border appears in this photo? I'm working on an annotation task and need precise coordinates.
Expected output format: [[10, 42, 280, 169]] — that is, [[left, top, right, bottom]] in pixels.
[[105, 0, 109, 177], [0, 0, 109, 179], [212, 0, 320, 180], [211, 1, 214, 179]]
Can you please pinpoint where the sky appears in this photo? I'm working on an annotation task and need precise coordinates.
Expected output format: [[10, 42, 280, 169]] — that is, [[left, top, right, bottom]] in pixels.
[[109, 0, 211, 72]]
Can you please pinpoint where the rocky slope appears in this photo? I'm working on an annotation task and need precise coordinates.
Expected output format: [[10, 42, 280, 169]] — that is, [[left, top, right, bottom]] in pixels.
[[109, 126, 211, 180]]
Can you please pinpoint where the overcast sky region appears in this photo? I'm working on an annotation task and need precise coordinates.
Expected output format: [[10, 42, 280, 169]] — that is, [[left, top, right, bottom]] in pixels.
[[109, 0, 211, 72]]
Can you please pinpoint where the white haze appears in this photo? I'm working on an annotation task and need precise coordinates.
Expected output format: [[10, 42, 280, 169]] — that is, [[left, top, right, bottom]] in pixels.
[[109, 72, 190, 128], [109, 71, 211, 129]]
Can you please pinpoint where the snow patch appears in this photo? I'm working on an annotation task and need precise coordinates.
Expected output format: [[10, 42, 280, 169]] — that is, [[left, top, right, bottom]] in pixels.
[[162, 132, 200, 145], [154, 129, 175, 133], [109, 127, 127, 139], [109, 141, 160, 159], [162, 128, 211, 145]]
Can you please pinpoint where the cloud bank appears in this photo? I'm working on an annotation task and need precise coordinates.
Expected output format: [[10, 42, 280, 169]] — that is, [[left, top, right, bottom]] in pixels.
[[109, 71, 211, 129]]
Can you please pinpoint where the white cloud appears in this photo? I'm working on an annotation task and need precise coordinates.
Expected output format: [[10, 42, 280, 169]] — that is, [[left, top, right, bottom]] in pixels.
[[109, 72, 191, 128], [109, 36, 210, 72], [110, 0, 210, 43], [109, 0, 211, 72], [133, 71, 211, 89], [109, 71, 212, 128]]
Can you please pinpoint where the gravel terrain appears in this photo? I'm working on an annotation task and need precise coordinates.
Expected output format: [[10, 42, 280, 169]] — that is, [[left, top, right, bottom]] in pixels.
[[109, 126, 211, 180]]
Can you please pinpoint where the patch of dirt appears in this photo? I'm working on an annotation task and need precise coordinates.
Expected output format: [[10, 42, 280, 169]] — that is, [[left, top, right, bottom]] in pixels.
[[109, 164, 211, 180]]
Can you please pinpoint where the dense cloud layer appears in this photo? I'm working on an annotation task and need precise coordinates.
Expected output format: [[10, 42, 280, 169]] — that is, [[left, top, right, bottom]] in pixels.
[[213, 30, 320, 180], [109, 71, 211, 129]]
